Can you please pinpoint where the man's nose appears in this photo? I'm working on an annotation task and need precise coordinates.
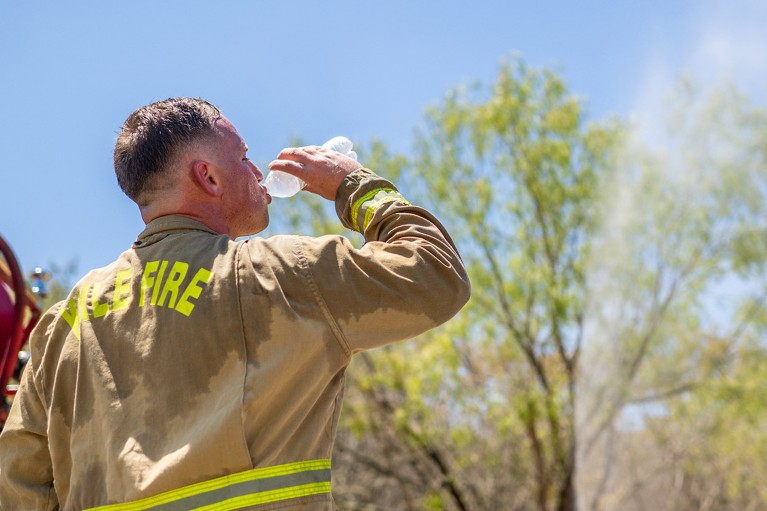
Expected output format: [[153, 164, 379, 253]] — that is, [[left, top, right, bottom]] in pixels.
[[249, 161, 264, 182]]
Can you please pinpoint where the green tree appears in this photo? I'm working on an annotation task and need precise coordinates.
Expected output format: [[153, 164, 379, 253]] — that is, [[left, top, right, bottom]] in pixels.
[[279, 61, 767, 511], [389, 59, 621, 511], [278, 58, 622, 510]]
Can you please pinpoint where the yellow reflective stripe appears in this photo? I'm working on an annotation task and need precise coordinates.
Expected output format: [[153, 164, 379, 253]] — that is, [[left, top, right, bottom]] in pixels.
[[350, 188, 408, 231], [193, 482, 332, 511], [351, 188, 393, 231], [84, 459, 331, 511], [362, 196, 408, 232]]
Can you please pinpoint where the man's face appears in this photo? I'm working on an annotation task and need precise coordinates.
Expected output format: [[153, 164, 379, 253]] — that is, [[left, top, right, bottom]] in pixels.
[[208, 116, 271, 238]]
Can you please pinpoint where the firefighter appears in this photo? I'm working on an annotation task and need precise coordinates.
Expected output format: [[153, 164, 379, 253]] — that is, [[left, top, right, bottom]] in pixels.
[[0, 97, 470, 510]]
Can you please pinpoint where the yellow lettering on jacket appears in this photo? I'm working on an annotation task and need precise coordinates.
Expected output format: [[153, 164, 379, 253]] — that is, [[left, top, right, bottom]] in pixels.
[[92, 282, 109, 318], [78, 283, 92, 323], [60, 260, 213, 340], [112, 269, 133, 311], [157, 261, 188, 308], [61, 295, 82, 341], [151, 260, 169, 306], [139, 260, 159, 306], [176, 267, 212, 316]]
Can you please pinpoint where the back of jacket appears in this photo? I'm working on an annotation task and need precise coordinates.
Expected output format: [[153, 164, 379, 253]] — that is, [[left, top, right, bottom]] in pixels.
[[0, 168, 471, 510]]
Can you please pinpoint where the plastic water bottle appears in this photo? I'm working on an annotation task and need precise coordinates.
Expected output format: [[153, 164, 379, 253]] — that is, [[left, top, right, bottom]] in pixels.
[[261, 169, 306, 199], [264, 136, 358, 198], [322, 136, 358, 161]]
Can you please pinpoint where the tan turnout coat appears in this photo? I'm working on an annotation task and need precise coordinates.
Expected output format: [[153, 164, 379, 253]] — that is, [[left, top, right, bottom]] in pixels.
[[0, 168, 470, 510]]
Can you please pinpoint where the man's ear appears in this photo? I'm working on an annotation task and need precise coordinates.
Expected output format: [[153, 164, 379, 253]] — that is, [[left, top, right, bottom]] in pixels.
[[191, 160, 223, 197]]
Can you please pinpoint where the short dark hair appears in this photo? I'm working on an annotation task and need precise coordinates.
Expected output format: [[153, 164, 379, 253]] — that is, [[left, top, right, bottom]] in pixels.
[[114, 97, 222, 204]]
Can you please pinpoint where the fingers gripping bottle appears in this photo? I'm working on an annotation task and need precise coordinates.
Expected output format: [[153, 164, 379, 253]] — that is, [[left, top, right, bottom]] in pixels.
[[263, 136, 358, 198]]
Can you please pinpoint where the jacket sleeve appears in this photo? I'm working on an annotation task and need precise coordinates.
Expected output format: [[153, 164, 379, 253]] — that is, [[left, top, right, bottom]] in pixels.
[[0, 309, 59, 510], [300, 167, 471, 354]]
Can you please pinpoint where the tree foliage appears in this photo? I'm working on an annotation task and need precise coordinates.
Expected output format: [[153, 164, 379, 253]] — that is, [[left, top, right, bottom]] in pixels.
[[279, 58, 767, 510], [577, 78, 767, 511]]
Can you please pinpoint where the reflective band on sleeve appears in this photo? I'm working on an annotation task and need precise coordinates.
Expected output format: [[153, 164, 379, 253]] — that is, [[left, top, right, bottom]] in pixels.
[[84, 459, 331, 511], [350, 188, 409, 232]]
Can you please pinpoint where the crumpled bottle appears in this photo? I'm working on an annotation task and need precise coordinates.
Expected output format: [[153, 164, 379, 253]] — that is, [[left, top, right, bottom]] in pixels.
[[263, 136, 358, 198]]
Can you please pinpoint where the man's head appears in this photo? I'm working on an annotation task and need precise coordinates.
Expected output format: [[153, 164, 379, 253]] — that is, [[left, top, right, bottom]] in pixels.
[[114, 97, 221, 205], [114, 97, 270, 238]]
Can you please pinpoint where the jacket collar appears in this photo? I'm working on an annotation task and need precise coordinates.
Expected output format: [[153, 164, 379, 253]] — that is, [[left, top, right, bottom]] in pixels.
[[133, 215, 220, 248]]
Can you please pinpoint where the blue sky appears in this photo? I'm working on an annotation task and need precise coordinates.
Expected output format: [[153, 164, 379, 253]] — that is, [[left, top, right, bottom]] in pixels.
[[1, 1, 765, 280]]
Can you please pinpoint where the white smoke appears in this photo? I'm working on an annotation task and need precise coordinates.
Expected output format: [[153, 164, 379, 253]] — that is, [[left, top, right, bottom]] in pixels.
[[576, 2, 767, 510]]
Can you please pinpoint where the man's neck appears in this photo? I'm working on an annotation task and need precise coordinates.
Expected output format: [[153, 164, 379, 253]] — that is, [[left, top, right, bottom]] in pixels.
[[140, 202, 229, 237]]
